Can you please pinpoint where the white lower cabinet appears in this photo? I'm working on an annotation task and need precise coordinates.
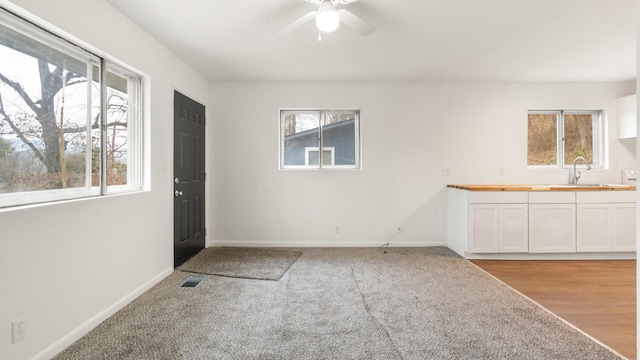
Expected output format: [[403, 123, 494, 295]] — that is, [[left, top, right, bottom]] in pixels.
[[499, 204, 529, 252], [577, 204, 611, 252], [576, 191, 636, 252], [613, 204, 636, 251], [528, 191, 577, 253], [529, 203, 576, 253], [469, 204, 499, 253], [468, 192, 528, 253], [448, 188, 636, 258]]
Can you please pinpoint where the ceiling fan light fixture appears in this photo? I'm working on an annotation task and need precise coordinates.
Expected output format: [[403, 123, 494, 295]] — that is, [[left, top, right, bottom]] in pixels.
[[315, 3, 340, 32]]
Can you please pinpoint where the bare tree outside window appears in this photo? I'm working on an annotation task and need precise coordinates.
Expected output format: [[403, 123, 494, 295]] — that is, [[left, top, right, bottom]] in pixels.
[[527, 110, 600, 168], [564, 113, 594, 164], [104, 71, 132, 186], [528, 113, 558, 166], [0, 39, 99, 192]]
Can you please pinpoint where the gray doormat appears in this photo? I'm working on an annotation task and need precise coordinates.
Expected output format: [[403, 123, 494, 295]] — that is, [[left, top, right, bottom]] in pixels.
[[179, 247, 302, 281]]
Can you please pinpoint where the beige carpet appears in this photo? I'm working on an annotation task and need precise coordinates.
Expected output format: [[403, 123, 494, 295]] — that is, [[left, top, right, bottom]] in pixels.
[[54, 247, 623, 360], [179, 247, 302, 281]]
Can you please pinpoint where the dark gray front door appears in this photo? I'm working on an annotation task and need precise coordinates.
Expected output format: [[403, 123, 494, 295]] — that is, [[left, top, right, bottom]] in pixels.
[[174, 91, 206, 267]]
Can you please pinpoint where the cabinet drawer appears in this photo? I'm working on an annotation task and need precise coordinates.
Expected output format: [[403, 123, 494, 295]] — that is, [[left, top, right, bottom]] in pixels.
[[576, 191, 636, 203], [468, 191, 528, 204], [528, 191, 575, 204]]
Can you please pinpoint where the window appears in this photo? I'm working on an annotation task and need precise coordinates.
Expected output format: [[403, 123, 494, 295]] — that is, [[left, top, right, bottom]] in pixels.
[[0, 8, 143, 207], [280, 110, 360, 169], [104, 65, 142, 191], [305, 147, 335, 166], [527, 110, 603, 168]]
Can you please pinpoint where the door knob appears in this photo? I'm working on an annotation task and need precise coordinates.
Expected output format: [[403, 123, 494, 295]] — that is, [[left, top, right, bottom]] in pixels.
[[174, 190, 183, 197]]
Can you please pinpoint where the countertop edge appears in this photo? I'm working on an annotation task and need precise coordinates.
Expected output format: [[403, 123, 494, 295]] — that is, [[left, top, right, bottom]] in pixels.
[[447, 184, 637, 191]]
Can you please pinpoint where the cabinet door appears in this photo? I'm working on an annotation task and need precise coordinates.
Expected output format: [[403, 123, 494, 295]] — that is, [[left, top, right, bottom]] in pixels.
[[499, 204, 528, 252], [577, 204, 611, 252], [469, 204, 499, 253], [529, 204, 576, 253], [613, 204, 636, 251]]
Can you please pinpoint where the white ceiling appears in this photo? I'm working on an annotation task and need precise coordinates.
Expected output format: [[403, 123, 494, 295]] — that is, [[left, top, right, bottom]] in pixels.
[[106, 0, 636, 82]]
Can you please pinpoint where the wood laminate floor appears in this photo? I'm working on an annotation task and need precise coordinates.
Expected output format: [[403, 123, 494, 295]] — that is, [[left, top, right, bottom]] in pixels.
[[470, 260, 636, 360]]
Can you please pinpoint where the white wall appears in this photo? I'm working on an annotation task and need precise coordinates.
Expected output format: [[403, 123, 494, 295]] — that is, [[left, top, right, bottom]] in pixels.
[[210, 81, 635, 248], [0, 1, 209, 359], [636, 0, 639, 352]]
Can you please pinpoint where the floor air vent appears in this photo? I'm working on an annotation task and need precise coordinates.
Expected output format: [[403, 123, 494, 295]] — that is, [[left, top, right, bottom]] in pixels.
[[180, 275, 206, 288]]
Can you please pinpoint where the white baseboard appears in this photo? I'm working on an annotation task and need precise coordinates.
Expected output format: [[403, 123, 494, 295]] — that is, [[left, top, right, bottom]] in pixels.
[[34, 267, 174, 360], [207, 240, 447, 248], [464, 252, 636, 260]]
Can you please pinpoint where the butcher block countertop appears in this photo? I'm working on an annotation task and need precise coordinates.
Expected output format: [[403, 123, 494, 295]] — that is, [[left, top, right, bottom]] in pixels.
[[447, 184, 636, 191]]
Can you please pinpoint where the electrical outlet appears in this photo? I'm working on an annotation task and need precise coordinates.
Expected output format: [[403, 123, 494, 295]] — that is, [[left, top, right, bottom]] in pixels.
[[12, 316, 25, 343], [441, 168, 451, 176], [334, 225, 340, 234], [396, 225, 403, 234], [499, 167, 505, 176]]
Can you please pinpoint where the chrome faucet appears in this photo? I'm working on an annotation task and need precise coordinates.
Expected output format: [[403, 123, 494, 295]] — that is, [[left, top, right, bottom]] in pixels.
[[572, 156, 591, 184]]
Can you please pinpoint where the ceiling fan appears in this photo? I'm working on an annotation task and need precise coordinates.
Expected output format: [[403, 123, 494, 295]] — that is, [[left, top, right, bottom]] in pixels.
[[280, 0, 376, 38]]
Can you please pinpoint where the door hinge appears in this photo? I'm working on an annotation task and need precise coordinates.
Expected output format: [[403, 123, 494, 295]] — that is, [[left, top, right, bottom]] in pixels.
[[204, 227, 207, 236], [204, 172, 207, 181]]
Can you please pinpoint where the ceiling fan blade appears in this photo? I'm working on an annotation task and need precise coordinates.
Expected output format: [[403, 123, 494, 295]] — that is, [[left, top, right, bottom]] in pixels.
[[337, 9, 375, 36], [279, 11, 318, 35]]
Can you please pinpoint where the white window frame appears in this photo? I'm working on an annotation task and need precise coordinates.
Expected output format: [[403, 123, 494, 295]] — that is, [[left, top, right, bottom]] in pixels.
[[104, 64, 144, 194], [0, 7, 144, 208], [280, 109, 360, 170], [528, 110, 603, 169], [305, 146, 335, 166]]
